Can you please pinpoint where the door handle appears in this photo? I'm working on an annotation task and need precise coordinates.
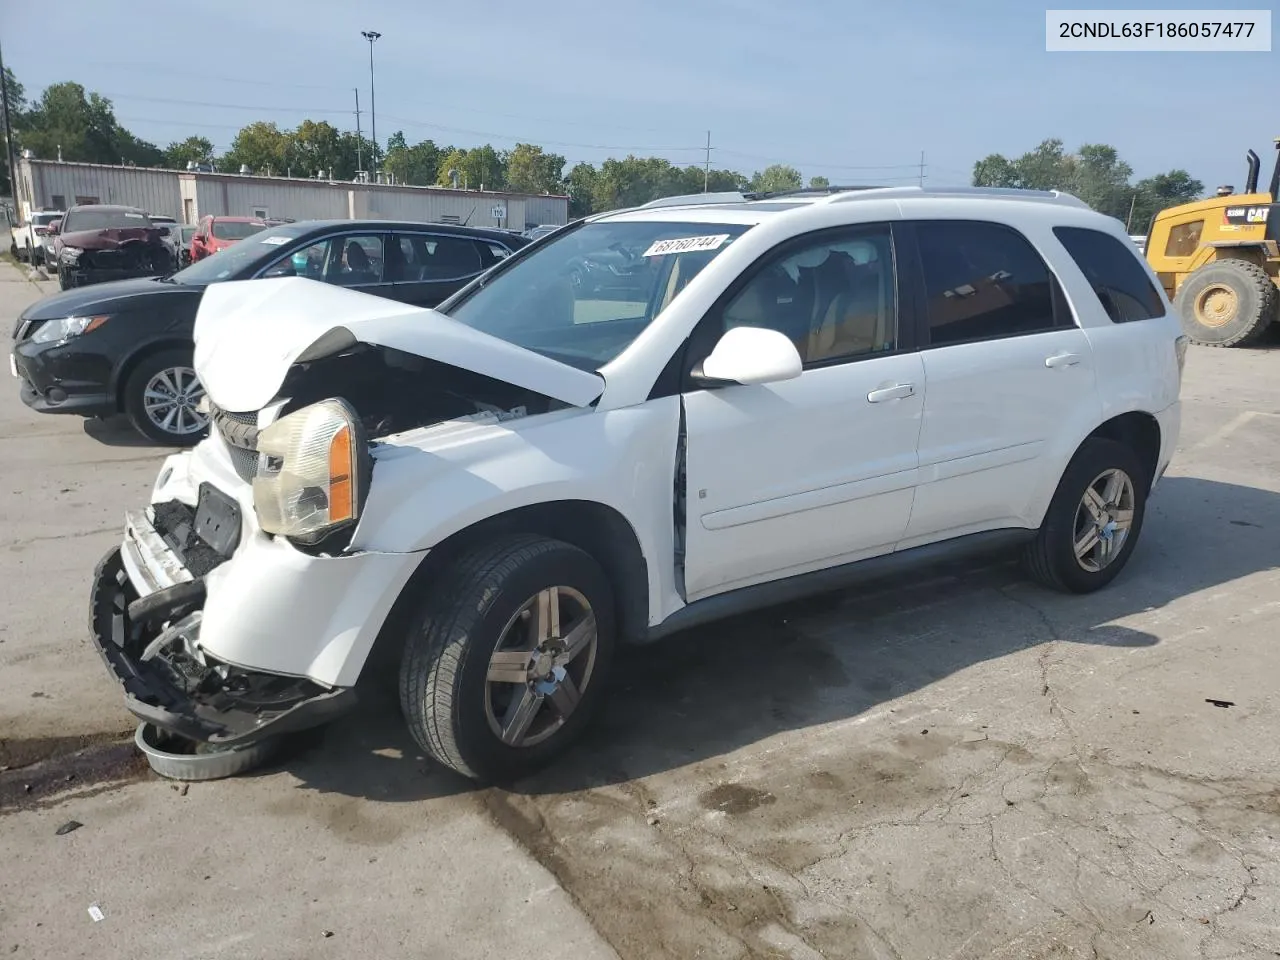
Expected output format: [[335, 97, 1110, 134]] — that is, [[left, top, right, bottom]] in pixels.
[[867, 383, 916, 403], [1045, 352, 1082, 368]]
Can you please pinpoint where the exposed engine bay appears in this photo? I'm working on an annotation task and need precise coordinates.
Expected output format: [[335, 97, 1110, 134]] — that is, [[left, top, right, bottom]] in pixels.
[[272, 343, 564, 437]]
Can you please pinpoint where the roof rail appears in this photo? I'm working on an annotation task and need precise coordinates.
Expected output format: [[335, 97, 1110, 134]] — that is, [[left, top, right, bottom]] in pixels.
[[638, 191, 751, 209], [743, 185, 882, 200], [828, 185, 1091, 208]]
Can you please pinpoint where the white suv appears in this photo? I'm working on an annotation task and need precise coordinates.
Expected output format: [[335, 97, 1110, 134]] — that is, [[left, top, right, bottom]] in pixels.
[[89, 186, 1185, 783], [10, 210, 64, 264]]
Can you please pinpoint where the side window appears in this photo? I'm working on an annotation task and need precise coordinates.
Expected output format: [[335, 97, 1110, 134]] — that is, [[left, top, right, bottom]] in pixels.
[[1164, 220, 1203, 258], [325, 235, 384, 285], [1053, 226, 1164, 323], [394, 233, 482, 282], [477, 241, 512, 268], [915, 220, 1060, 347], [262, 238, 333, 279], [718, 226, 897, 364]]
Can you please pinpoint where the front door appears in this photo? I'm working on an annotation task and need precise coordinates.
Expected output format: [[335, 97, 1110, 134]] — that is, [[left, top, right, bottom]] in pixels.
[[680, 223, 925, 602], [900, 219, 1100, 546]]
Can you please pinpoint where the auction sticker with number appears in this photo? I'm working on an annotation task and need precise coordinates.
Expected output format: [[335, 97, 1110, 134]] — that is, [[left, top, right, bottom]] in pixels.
[[642, 234, 731, 257], [260, 236, 291, 245]]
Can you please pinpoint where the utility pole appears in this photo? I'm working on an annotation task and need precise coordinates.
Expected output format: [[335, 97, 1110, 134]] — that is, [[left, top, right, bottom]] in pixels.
[[918, 150, 926, 187], [353, 88, 364, 181], [0, 43, 19, 214], [1125, 192, 1137, 232], [361, 31, 381, 180], [704, 130, 711, 192]]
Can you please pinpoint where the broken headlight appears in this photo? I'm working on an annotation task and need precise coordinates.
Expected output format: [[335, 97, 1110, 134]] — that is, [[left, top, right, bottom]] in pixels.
[[252, 398, 369, 542]]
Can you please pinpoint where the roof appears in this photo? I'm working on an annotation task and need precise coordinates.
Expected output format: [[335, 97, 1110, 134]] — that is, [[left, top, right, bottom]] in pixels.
[[262, 218, 530, 243], [593, 185, 1094, 227], [67, 203, 147, 213]]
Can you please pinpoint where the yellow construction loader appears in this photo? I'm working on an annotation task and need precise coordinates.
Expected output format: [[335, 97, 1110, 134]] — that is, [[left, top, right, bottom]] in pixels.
[[1146, 139, 1279, 347]]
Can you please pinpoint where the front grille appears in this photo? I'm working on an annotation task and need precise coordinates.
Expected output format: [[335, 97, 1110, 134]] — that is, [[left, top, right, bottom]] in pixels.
[[150, 500, 226, 578], [211, 405, 262, 484]]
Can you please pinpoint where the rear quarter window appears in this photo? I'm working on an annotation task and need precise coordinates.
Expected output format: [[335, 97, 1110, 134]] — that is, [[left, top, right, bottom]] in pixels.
[[1053, 226, 1164, 323]]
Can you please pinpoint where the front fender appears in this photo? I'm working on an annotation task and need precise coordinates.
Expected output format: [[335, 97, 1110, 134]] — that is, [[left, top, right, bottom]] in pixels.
[[352, 398, 683, 626]]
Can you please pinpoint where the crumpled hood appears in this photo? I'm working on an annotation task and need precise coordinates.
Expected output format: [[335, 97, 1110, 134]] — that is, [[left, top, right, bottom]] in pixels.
[[192, 277, 605, 412]]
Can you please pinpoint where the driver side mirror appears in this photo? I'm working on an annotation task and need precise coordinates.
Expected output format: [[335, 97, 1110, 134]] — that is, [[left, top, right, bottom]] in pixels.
[[48, 221, 60, 236], [691, 326, 803, 388]]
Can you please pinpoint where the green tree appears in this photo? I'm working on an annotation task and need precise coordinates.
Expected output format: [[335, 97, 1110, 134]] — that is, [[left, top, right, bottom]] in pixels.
[[436, 145, 506, 190], [221, 121, 290, 174], [504, 143, 566, 195], [1013, 138, 1074, 191], [1, 67, 27, 194], [18, 82, 160, 166], [1070, 143, 1133, 219], [750, 164, 803, 193], [289, 119, 346, 178], [564, 162, 597, 217], [383, 131, 441, 185], [163, 136, 215, 169], [971, 154, 1020, 188], [808, 175, 830, 189]]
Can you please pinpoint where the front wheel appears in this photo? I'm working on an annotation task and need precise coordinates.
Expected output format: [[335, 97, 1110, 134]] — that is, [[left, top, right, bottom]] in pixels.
[[1023, 438, 1148, 594], [122, 349, 210, 446], [399, 535, 616, 783]]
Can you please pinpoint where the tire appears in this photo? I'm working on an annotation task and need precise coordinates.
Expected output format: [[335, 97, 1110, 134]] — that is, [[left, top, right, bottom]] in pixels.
[[1023, 437, 1148, 594], [1173, 259, 1278, 348], [57, 264, 72, 290], [399, 535, 616, 783], [121, 349, 210, 446]]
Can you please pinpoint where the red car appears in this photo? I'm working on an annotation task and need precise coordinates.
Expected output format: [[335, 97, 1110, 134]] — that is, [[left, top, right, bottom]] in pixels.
[[189, 216, 269, 262]]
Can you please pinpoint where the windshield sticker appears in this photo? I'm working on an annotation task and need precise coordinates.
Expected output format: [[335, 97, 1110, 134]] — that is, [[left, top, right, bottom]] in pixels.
[[642, 234, 731, 257], [125, 212, 145, 219], [260, 236, 290, 245]]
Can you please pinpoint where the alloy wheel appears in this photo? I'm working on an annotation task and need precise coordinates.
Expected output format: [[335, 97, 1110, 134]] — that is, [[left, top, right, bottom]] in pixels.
[[483, 586, 598, 748], [142, 366, 208, 438], [1072, 468, 1136, 573]]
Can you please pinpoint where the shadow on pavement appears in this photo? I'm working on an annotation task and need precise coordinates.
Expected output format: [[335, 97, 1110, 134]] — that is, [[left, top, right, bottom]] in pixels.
[[273, 474, 1279, 802], [81, 415, 162, 448]]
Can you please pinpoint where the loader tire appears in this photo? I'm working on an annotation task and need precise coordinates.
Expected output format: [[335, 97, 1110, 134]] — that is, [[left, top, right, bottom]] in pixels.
[[1173, 259, 1277, 348]]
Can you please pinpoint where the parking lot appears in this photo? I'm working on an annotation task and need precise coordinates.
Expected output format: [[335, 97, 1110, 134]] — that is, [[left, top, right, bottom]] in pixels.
[[1, 256, 1278, 958]]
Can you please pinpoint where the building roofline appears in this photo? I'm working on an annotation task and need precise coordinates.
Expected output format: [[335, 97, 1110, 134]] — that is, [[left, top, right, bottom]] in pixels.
[[18, 156, 569, 202]]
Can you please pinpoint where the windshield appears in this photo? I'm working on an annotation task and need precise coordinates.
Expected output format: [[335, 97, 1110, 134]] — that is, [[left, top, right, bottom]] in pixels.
[[62, 208, 150, 232], [213, 219, 268, 241], [168, 222, 310, 284], [32, 213, 61, 226], [444, 220, 752, 370]]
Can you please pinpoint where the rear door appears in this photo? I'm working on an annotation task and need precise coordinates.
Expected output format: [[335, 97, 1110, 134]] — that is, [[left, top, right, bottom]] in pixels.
[[388, 231, 487, 307], [898, 219, 1099, 547]]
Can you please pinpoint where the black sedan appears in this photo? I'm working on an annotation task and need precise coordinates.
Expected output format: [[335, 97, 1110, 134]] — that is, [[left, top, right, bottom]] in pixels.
[[11, 219, 528, 445]]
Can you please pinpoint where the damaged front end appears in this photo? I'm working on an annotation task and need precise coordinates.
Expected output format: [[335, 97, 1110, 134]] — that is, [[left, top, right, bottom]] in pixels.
[[89, 505, 355, 746], [59, 234, 174, 287], [88, 278, 607, 746]]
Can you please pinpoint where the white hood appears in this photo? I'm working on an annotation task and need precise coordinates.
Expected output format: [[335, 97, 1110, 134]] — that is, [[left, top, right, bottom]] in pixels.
[[192, 277, 605, 412]]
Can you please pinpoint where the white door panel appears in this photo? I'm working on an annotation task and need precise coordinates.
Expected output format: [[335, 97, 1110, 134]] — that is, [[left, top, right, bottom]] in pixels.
[[682, 353, 924, 600], [903, 329, 1098, 543]]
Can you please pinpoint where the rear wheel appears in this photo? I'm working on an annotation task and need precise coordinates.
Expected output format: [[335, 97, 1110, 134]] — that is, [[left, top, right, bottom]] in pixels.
[[1023, 438, 1148, 594], [1173, 259, 1278, 347], [399, 535, 616, 783], [122, 349, 209, 446]]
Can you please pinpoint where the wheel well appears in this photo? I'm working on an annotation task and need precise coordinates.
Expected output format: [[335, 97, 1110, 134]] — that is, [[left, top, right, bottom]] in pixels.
[[112, 341, 194, 411], [1208, 246, 1267, 269], [1087, 412, 1161, 491], [367, 500, 651, 672]]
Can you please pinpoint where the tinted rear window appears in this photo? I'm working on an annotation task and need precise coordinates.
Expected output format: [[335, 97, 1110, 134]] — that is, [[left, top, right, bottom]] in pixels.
[[1053, 226, 1164, 323]]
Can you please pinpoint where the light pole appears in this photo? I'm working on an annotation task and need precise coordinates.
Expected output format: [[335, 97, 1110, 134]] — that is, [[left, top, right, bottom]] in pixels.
[[361, 30, 381, 180]]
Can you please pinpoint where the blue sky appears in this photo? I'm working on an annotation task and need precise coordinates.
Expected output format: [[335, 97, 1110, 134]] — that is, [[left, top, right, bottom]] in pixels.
[[2, 0, 1276, 192]]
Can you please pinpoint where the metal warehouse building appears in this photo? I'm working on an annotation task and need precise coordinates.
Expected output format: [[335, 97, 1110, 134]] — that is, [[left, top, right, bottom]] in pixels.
[[12, 158, 569, 231]]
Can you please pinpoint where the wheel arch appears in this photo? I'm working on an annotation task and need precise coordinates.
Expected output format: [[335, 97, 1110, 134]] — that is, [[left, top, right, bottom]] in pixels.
[[1084, 411, 1162, 493], [366, 499, 652, 676], [111, 339, 196, 411]]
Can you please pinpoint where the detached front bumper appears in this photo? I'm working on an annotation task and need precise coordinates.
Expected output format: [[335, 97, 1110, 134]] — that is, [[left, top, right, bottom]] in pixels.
[[88, 505, 358, 745]]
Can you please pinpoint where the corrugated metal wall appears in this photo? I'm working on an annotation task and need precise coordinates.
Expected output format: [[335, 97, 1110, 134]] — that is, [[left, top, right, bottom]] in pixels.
[[17, 160, 569, 229], [20, 162, 183, 220], [194, 178, 349, 221]]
